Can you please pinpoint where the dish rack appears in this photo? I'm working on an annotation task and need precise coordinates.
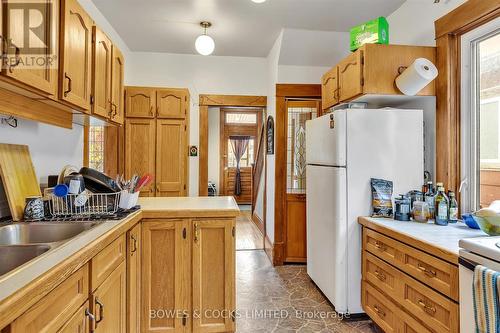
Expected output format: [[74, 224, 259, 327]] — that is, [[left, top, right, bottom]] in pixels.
[[48, 192, 121, 217]]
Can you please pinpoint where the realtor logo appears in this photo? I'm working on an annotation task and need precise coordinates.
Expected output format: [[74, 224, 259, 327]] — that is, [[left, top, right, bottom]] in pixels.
[[3, 1, 57, 70]]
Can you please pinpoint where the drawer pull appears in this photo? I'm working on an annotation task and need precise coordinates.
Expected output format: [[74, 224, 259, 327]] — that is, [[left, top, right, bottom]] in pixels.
[[417, 263, 437, 277], [374, 241, 387, 251], [373, 305, 386, 318], [95, 298, 104, 324], [194, 223, 199, 243], [418, 299, 437, 314], [374, 269, 386, 281], [131, 234, 138, 253]]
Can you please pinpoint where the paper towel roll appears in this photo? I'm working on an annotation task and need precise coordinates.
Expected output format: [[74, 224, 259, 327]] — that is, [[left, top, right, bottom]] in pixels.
[[395, 58, 438, 96]]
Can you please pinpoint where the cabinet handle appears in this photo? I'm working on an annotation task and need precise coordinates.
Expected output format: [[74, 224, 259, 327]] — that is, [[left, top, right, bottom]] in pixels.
[[418, 299, 437, 314], [333, 88, 340, 101], [373, 305, 386, 318], [374, 241, 386, 251], [64, 73, 72, 97], [95, 298, 104, 324], [85, 308, 96, 333], [194, 223, 199, 242], [8, 40, 20, 73], [112, 102, 118, 117], [374, 269, 386, 282], [156, 183, 160, 193], [417, 263, 437, 278], [149, 106, 154, 116], [182, 314, 187, 326], [131, 234, 138, 253]]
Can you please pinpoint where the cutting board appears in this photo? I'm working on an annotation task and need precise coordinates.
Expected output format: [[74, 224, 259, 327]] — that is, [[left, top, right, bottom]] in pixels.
[[0, 144, 41, 221]]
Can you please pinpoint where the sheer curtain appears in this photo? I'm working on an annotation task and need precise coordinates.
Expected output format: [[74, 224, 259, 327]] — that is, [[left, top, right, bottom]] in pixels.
[[230, 136, 250, 195]]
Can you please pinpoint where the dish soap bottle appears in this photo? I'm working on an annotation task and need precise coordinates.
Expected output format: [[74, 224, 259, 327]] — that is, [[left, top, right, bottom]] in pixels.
[[425, 181, 435, 220], [434, 186, 449, 226], [448, 191, 458, 223]]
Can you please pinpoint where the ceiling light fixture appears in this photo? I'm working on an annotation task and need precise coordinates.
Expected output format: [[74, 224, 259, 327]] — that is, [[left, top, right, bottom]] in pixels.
[[252, 0, 267, 3], [195, 21, 215, 56]]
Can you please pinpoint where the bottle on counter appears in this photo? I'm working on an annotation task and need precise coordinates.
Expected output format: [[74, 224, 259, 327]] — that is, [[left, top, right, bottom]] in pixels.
[[448, 191, 459, 223], [425, 181, 435, 220], [434, 186, 449, 226]]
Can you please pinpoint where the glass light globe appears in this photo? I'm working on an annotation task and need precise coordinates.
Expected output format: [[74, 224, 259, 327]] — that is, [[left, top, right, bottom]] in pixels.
[[195, 34, 215, 56]]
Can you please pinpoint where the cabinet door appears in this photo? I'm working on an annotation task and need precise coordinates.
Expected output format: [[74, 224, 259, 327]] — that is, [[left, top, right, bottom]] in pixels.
[[127, 223, 141, 333], [125, 87, 156, 118], [285, 194, 307, 263], [338, 50, 363, 102], [192, 219, 235, 333], [58, 302, 91, 333], [142, 220, 190, 333], [91, 26, 112, 119], [60, 0, 93, 111], [110, 46, 125, 125], [92, 262, 126, 333], [3, 0, 59, 96], [156, 119, 187, 197], [321, 66, 339, 110], [124, 118, 156, 196], [156, 89, 187, 119]]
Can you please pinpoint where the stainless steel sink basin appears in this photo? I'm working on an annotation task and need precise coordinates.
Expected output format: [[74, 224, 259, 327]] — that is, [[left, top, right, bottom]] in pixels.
[[0, 245, 51, 276], [0, 222, 98, 246]]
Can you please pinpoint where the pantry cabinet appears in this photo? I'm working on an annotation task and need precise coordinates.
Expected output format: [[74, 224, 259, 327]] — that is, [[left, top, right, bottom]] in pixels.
[[157, 89, 188, 119], [127, 223, 142, 333], [321, 44, 437, 111], [59, 0, 93, 111], [142, 218, 236, 333], [126, 87, 157, 118], [92, 26, 113, 119], [124, 118, 156, 196], [2, 0, 59, 96]]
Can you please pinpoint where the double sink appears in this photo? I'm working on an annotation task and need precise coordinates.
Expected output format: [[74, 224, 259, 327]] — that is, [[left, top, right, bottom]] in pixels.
[[0, 222, 99, 277]]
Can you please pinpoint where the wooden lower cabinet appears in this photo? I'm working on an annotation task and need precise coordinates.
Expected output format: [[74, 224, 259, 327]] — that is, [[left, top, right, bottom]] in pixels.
[[285, 193, 306, 263], [142, 218, 236, 333], [92, 261, 127, 333], [58, 302, 91, 333], [127, 223, 142, 333]]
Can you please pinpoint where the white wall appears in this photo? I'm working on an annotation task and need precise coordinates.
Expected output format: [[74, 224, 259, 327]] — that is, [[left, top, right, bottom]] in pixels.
[[126, 52, 268, 196], [208, 107, 220, 191], [0, 120, 84, 183]]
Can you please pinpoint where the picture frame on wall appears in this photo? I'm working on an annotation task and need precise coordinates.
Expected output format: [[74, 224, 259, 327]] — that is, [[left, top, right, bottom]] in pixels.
[[266, 116, 274, 155]]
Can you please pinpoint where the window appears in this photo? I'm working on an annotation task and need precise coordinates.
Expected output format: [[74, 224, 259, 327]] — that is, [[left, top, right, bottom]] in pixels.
[[88, 126, 105, 172], [225, 113, 257, 124], [461, 17, 500, 211], [227, 139, 254, 167]]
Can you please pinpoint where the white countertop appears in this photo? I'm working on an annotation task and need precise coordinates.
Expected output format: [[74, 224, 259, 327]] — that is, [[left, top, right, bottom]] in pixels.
[[361, 217, 486, 256], [138, 196, 239, 213]]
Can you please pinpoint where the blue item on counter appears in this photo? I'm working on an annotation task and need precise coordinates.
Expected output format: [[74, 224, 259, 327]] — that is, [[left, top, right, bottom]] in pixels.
[[463, 214, 480, 229], [54, 184, 69, 197]]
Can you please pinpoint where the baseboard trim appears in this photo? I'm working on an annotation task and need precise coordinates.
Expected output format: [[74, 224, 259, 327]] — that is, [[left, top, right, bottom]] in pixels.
[[251, 211, 265, 235]]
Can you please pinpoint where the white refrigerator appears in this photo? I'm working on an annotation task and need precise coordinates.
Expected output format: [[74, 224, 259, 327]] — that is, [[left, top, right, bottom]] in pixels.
[[305, 108, 424, 315]]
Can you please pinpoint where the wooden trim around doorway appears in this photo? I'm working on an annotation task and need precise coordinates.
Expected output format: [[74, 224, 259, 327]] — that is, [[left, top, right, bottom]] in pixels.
[[198, 94, 267, 196], [434, 0, 500, 196]]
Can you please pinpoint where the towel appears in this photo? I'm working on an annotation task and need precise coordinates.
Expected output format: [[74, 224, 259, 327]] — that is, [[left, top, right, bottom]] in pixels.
[[474, 265, 500, 333]]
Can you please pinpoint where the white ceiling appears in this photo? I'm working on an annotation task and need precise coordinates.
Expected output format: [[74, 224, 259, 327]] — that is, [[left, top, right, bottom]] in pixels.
[[91, 0, 406, 57]]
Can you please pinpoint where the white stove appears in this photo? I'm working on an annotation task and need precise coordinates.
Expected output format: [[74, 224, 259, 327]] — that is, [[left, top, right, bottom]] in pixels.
[[459, 236, 500, 333]]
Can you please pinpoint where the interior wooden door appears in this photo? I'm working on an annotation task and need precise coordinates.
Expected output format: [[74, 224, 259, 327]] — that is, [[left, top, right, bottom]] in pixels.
[[284, 100, 320, 263], [220, 109, 262, 204], [156, 119, 187, 197], [92, 262, 126, 333], [60, 0, 93, 111], [192, 219, 235, 333], [125, 87, 156, 118], [127, 223, 141, 333], [338, 50, 364, 102], [3, 0, 59, 96], [110, 46, 125, 124], [92, 26, 112, 119], [142, 220, 190, 333], [124, 118, 156, 196], [156, 89, 187, 119]]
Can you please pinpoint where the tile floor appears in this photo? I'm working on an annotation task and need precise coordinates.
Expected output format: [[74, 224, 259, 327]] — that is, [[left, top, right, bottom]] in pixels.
[[236, 250, 377, 333]]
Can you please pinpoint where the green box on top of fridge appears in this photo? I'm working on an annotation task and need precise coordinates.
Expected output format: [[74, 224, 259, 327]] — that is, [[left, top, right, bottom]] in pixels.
[[350, 17, 389, 51]]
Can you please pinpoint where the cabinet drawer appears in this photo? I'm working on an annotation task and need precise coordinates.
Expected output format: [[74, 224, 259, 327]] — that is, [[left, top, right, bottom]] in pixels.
[[364, 228, 459, 301], [363, 251, 399, 300], [91, 235, 126, 291], [11, 264, 89, 333], [362, 281, 397, 333]]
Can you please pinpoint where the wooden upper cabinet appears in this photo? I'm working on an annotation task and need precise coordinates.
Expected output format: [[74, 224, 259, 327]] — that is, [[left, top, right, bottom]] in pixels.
[[192, 219, 235, 333], [142, 220, 190, 333], [92, 262, 127, 333], [110, 46, 125, 125], [60, 0, 93, 111], [156, 89, 187, 119], [125, 87, 156, 118], [321, 66, 339, 110], [156, 119, 187, 197], [2, 0, 59, 96], [124, 118, 156, 196], [92, 26, 112, 119], [338, 50, 364, 102]]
